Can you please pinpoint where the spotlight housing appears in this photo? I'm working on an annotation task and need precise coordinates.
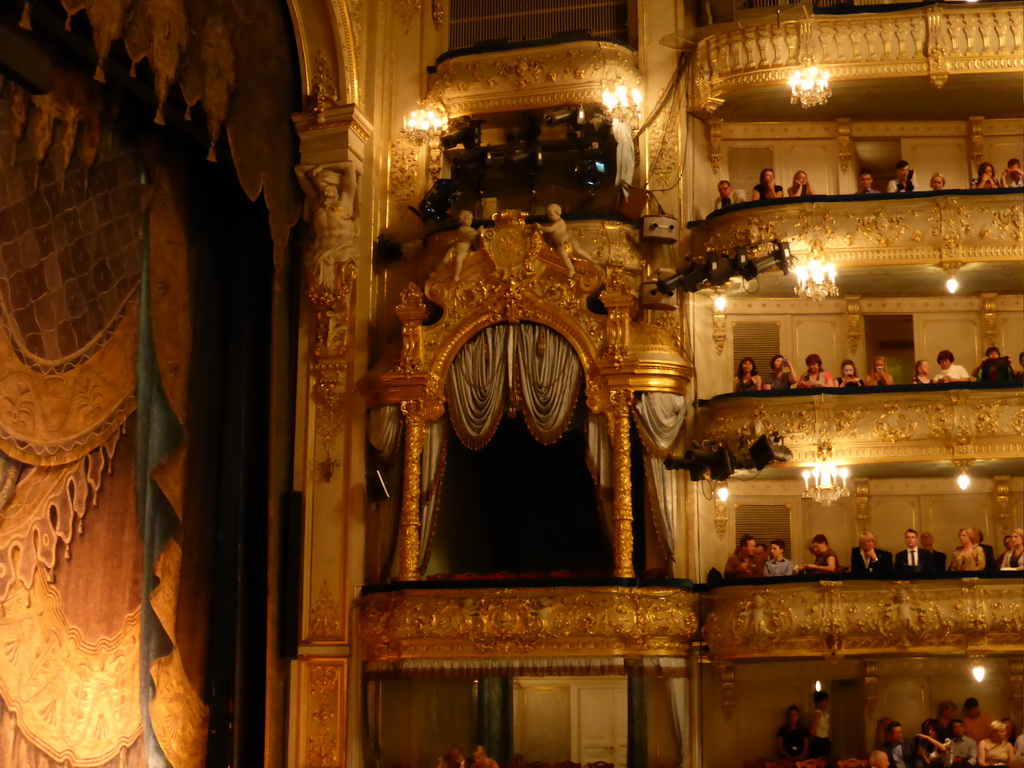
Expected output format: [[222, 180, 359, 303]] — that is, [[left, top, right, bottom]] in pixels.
[[664, 445, 734, 482], [410, 179, 458, 222]]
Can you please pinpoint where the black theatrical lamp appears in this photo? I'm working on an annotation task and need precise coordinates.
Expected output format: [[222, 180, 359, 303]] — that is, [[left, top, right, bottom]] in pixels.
[[734, 247, 760, 281], [441, 121, 481, 150], [746, 434, 793, 471], [544, 106, 584, 126], [664, 445, 734, 482], [656, 262, 710, 296], [410, 179, 458, 222], [773, 240, 794, 275], [450, 147, 492, 169], [707, 255, 735, 286], [568, 158, 609, 191]]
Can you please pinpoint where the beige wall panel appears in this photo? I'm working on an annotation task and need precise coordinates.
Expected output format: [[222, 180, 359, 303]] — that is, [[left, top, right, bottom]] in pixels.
[[515, 683, 572, 761], [915, 314, 980, 368], [901, 137, 970, 189], [983, 136, 1024, 172], [870, 496, 919, 553], [998, 313, 1023, 361], [775, 140, 837, 195], [876, 678, 929, 733], [920, 491, 992, 557], [793, 316, 842, 375]]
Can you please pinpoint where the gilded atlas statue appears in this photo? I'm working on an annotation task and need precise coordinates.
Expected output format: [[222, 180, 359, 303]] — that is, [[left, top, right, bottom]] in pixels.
[[294, 162, 359, 293]]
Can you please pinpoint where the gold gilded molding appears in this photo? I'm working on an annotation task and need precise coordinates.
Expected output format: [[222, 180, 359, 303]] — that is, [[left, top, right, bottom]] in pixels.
[[692, 193, 1023, 270], [708, 118, 722, 175], [703, 578, 1024, 660], [429, 41, 640, 118], [309, 580, 342, 639], [690, 5, 1024, 110], [696, 387, 1024, 467], [836, 118, 852, 172], [0, 578, 141, 767], [396, 400, 426, 581], [992, 475, 1012, 537], [305, 661, 345, 768], [715, 498, 729, 538], [608, 391, 635, 579], [854, 479, 870, 532], [359, 586, 699, 661]]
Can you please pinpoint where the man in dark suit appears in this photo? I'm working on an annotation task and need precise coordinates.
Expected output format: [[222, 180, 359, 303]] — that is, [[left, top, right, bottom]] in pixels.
[[882, 721, 913, 768], [895, 529, 933, 574], [850, 531, 893, 574], [920, 532, 947, 572], [977, 530, 998, 572]]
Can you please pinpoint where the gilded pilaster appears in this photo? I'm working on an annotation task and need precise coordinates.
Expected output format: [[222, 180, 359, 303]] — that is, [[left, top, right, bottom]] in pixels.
[[1011, 658, 1023, 727], [980, 293, 999, 351], [969, 116, 984, 169], [608, 390, 636, 579], [854, 479, 871, 533], [846, 296, 862, 357], [992, 476, 1011, 537], [836, 118, 852, 173], [397, 400, 426, 581], [708, 118, 723, 175]]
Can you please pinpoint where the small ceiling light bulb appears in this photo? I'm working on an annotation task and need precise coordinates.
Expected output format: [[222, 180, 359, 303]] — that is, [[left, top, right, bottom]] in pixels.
[[957, 471, 970, 491], [946, 277, 959, 293], [972, 665, 985, 682], [814, 680, 822, 692], [713, 295, 727, 312], [716, 485, 729, 502]]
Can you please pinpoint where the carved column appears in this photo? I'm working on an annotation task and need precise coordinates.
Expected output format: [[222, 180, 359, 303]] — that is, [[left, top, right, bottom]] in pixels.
[[968, 116, 984, 169], [396, 400, 426, 581], [1011, 659, 1023, 727], [864, 659, 878, 719], [608, 390, 636, 579], [717, 662, 736, 721], [708, 118, 723, 175], [980, 293, 999, 350], [836, 118, 852, 173], [992, 476, 1011, 537], [854, 478, 871, 533]]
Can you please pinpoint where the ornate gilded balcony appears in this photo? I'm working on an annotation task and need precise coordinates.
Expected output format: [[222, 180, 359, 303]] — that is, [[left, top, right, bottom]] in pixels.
[[688, 189, 1023, 294], [690, 4, 1024, 117], [358, 583, 699, 674], [428, 39, 640, 118], [695, 384, 1024, 467], [703, 575, 1024, 660]]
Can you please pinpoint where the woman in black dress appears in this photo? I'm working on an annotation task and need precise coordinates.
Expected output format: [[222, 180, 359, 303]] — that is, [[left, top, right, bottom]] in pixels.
[[752, 168, 784, 201], [776, 705, 810, 759]]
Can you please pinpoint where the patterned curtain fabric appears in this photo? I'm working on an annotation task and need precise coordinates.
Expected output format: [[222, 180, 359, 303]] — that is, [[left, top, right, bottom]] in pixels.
[[368, 406, 403, 581], [446, 325, 510, 450], [634, 393, 687, 565], [368, 405, 402, 462], [585, 412, 615, 545], [418, 419, 448, 572], [515, 323, 581, 445]]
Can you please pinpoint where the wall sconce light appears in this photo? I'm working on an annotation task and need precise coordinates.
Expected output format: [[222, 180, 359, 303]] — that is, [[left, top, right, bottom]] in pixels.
[[957, 470, 971, 491], [971, 665, 985, 683], [715, 484, 730, 502], [601, 83, 642, 124], [402, 102, 449, 145], [942, 261, 962, 294]]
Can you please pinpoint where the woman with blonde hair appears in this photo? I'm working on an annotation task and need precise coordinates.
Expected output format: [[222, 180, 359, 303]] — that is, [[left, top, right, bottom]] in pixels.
[[866, 356, 894, 386], [950, 528, 986, 571], [978, 720, 1015, 766], [1000, 528, 1024, 570], [787, 170, 816, 197]]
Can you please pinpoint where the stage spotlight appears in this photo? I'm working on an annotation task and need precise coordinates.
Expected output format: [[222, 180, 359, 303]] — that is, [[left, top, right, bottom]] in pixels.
[[773, 240, 794, 274], [450, 147, 492, 169], [569, 158, 609, 191], [656, 262, 710, 296], [441, 121, 481, 150], [544, 106, 585, 126], [707, 256, 735, 287], [410, 179, 458, 222], [665, 445, 734, 482], [734, 248, 760, 281], [746, 434, 793, 471]]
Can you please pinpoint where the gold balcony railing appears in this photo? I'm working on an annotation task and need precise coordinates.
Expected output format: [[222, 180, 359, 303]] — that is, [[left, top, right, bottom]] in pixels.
[[689, 190, 1023, 269], [703, 576, 1024, 660], [358, 584, 699, 669], [695, 385, 1024, 466], [692, 4, 1024, 111], [428, 40, 640, 118]]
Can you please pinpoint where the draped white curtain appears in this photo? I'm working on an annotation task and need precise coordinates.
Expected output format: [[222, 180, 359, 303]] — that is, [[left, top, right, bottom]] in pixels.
[[634, 393, 687, 567], [612, 118, 635, 186], [585, 411, 615, 545], [419, 418, 448, 571], [515, 323, 581, 444], [667, 676, 689, 768], [447, 324, 509, 449], [367, 405, 403, 581]]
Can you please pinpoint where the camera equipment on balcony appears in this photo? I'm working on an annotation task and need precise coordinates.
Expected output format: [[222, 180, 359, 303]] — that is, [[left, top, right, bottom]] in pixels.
[[656, 262, 710, 295], [665, 444, 734, 482], [440, 120, 482, 150], [410, 179, 458, 222], [741, 434, 793, 471]]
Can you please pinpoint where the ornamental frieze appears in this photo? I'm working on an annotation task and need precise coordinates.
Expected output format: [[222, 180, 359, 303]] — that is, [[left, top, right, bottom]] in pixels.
[[358, 586, 699, 661], [703, 578, 1024, 660]]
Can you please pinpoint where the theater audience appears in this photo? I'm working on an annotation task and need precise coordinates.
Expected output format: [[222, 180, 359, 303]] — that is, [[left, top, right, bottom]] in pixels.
[[973, 347, 1016, 381], [866, 356, 894, 386], [763, 354, 794, 390], [788, 170, 816, 197], [725, 534, 763, 580], [859, 170, 881, 194], [883, 720, 914, 767], [930, 173, 946, 191], [715, 179, 747, 210], [916, 719, 951, 766], [776, 704, 810, 759], [964, 699, 997, 745], [950, 528, 986, 572], [972, 162, 999, 189], [1015, 728, 1024, 762], [1003, 158, 1024, 188], [796, 534, 839, 574], [870, 750, 891, 768], [895, 529, 933, 574], [979, 720, 1015, 766], [1000, 529, 1024, 569], [949, 718, 979, 765], [850, 531, 893, 573], [471, 745, 499, 768], [977, 530, 998, 573], [796, 354, 836, 388], [936, 350, 972, 383], [936, 701, 958, 740], [438, 746, 467, 768], [734, 356, 762, 392], [921, 532, 947, 573], [752, 168, 784, 200], [763, 539, 795, 576], [877, 717, 894, 750], [809, 691, 831, 758], [838, 359, 865, 387], [912, 360, 933, 384], [887, 160, 917, 193]]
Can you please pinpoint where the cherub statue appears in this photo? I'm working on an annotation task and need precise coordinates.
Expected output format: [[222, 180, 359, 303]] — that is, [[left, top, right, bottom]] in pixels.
[[441, 210, 484, 281], [532, 203, 594, 277], [294, 162, 358, 292]]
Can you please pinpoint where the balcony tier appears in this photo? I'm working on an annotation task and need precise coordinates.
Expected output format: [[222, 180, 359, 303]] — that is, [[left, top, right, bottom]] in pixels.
[[428, 39, 640, 118], [703, 574, 1024, 660], [695, 383, 1024, 468], [690, 3, 1024, 119], [358, 582, 699, 674]]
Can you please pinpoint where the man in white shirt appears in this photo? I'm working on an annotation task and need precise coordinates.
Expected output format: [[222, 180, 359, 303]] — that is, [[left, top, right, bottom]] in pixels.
[[895, 529, 932, 573], [935, 350, 972, 383], [948, 719, 978, 765], [887, 160, 917, 193], [714, 179, 747, 210]]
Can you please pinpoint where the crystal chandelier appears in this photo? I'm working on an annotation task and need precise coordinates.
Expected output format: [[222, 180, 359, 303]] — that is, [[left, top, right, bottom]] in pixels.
[[801, 442, 849, 506], [788, 64, 831, 108], [793, 256, 838, 300], [402, 103, 448, 145], [602, 84, 642, 125]]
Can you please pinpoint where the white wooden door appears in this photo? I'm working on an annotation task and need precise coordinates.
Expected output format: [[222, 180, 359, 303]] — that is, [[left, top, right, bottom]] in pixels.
[[575, 682, 628, 766]]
